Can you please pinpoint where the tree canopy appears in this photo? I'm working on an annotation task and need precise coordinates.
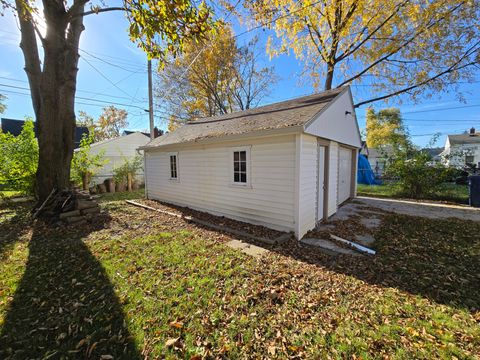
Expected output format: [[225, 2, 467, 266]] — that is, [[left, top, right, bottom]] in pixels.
[[244, 0, 480, 106], [366, 108, 409, 149], [157, 24, 278, 128]]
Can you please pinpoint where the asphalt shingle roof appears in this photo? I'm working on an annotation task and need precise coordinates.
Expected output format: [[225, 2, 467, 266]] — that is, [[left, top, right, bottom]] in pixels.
[[448, 133, 480, 145], [143, 87, 346, 148]]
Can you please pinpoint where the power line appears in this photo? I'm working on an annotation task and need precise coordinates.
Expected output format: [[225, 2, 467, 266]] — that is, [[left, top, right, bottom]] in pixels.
[[357, 103, 480, 117], [0, 76, 147, 103], [79, 48, 147, 73], [0, 84, 147, 110], [80, 56, 144, 103]]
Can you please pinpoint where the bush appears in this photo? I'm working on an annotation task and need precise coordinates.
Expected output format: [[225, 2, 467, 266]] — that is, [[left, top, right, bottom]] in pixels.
[[0, 119, 38, 195], [71, 131, 107, 190], [385, 145, 455, 199], [113, 156, 143, 191]]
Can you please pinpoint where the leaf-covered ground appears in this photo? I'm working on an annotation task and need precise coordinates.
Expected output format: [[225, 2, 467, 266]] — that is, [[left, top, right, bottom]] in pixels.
[[0, 196, 479, 359]]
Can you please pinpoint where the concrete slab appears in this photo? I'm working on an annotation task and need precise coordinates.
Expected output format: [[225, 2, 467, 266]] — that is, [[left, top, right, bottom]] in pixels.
[[226, 239, 249, 250], [226, 240, 269, 258], [241, 244, 269, 258], [301, 238, 360, 256], [356, 196, 480, 222]]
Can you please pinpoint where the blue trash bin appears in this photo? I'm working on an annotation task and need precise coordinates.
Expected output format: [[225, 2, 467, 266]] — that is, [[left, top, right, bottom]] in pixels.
[[468, 175, 480, 207]]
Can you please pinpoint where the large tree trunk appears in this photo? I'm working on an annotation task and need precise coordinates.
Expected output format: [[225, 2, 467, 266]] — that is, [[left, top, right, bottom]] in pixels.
[[16, 0, 86, 203], [324, 63, 334, 90]]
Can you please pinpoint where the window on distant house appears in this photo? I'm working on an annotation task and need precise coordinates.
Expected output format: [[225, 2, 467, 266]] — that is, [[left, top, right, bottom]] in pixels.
[[465, 155, 474, 165], [231, 147, 250, 186], [169, 153, 178, 179]]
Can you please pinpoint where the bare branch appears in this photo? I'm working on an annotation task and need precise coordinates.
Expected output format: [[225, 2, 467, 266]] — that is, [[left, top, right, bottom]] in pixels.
[[73, 6, 127, 18], [354, 43, 480, 107]]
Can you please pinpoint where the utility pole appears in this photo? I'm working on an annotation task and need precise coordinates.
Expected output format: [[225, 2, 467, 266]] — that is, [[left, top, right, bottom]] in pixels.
[[147, 59, 154, 140]]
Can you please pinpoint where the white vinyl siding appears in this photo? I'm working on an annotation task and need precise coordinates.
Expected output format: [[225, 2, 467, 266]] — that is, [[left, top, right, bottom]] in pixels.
[[327, 141, 339, 217], [145, 135, 296, 232], [85, 132, 150, 184], [296, 134, 318, 238], [304, 89, 361, 148], [169, 152, 178, 180]]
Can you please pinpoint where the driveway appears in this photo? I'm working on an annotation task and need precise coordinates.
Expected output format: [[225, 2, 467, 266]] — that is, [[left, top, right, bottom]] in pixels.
[[302, 195, 480, 255], [353, 196, 480, 222]]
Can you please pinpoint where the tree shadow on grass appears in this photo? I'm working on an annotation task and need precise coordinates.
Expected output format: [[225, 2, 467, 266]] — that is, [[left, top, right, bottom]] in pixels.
[[0, 212, 141, 359], [0, 202, 32, 261]]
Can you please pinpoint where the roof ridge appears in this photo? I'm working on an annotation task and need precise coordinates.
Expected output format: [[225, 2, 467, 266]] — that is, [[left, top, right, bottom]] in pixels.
[[185, 87, 346, 125]]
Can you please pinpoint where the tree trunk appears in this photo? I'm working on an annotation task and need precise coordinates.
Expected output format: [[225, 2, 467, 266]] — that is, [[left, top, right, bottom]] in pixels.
[[324, 63, 335, 90], [127, 173, 132, 192], [82, 172, 90, 191], [15, 0, 86, 204]]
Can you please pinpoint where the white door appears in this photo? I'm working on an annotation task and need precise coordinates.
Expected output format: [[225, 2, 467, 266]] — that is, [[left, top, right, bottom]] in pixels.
[[338, 147, 352, 205], [317, 145, 325, 221]]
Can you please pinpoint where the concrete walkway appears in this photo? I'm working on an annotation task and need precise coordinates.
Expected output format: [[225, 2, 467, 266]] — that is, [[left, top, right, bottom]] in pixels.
[[355, 196, 480, 222]]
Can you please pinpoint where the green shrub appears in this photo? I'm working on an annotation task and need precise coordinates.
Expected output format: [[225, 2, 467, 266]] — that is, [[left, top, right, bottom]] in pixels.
[[385, 145, 455, 199], [113, 156, 143, 189], [0, 119, 38, 195], [71, 131, 108, 190]]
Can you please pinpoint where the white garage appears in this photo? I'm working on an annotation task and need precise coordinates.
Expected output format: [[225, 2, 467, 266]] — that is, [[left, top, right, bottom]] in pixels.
[[141, 86, 361, 239]]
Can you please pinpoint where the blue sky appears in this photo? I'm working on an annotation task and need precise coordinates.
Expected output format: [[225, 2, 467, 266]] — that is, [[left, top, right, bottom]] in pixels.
[[0, 6, 479, 148]]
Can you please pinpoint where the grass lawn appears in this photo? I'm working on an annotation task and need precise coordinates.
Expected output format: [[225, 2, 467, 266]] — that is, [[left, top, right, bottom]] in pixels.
[[357, 182, 469, 204], [0, 199, 479, 358], [0, 190, 24, 200]]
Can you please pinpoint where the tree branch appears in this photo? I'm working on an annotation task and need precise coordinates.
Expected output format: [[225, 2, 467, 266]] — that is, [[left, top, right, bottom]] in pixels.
[[354, 44, 480, 107], [337, 1, 466, 88], [336, 0, 409, 62], [73, 6, 127, 18]]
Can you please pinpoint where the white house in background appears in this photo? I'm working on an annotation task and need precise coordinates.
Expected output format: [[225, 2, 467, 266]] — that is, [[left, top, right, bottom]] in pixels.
[[441, 128, 480, 168], [140, 87, 361, 239], [80, 131, 150, 184], [360, 144, 393, 177]]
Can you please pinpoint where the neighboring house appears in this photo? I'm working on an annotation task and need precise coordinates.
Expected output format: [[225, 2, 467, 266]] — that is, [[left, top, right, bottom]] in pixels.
[[141, 87, 361, 239], [441, 128, 480, 168], [123, 127, 164, 138], [1, 118, 89, 149], [360, 144, 393, 177], [80, 131, 151, 184], [422, 147, 443, 163]]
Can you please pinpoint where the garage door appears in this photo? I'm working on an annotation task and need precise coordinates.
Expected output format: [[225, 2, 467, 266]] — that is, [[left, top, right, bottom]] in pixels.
[[338, 147, 352, 205]]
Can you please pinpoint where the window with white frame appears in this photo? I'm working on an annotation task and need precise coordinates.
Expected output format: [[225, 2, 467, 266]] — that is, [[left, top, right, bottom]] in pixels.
[[465, 155, 474, 165], [231, 147, 250, 185], [169, 153, 178, 179]]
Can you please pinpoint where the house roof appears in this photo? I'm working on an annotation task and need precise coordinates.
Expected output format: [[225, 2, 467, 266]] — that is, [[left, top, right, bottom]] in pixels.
[[1, 118, 89, 149], [123, 130, 150, 137], [422, 147, 443, 158], [447, 133, 480, 145], [142, 87, 346, 149], [81, 131, 150, 150]]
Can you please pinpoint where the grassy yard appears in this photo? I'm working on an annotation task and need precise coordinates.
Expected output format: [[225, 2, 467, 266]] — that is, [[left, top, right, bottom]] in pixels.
[[0, 190, 24, 200], [0, 199, 479, 358], [357, 182, 469, 204]]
